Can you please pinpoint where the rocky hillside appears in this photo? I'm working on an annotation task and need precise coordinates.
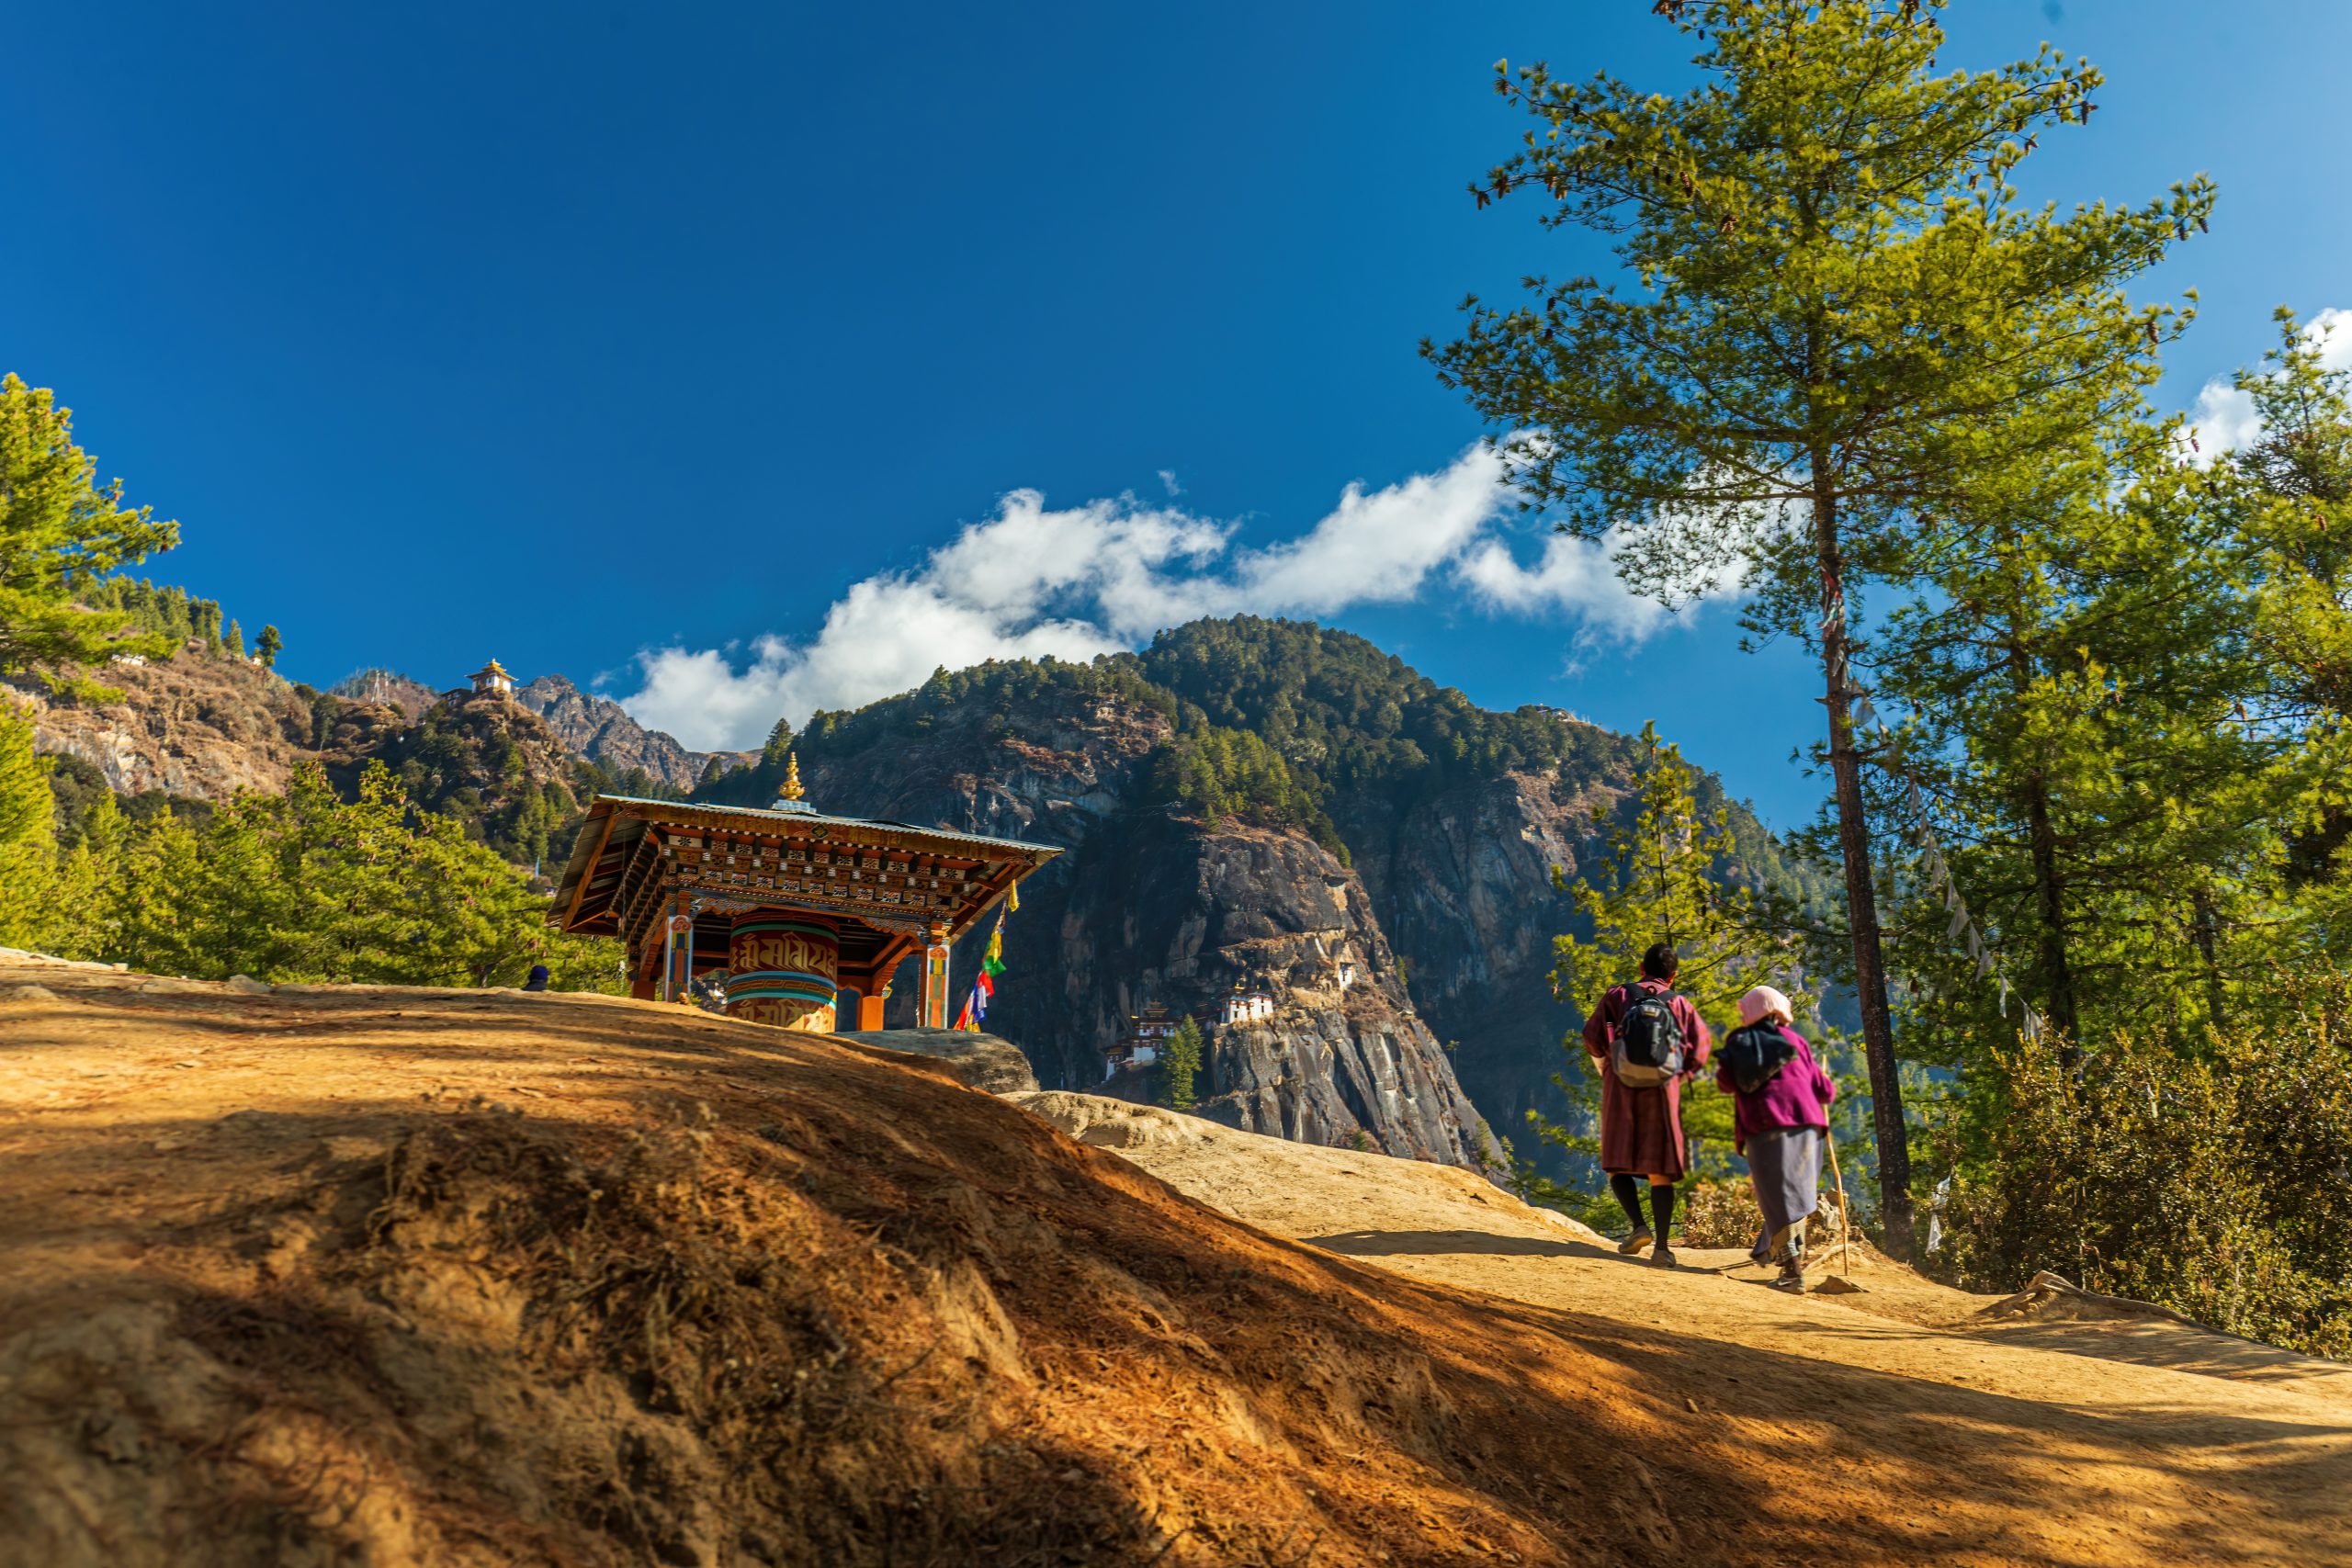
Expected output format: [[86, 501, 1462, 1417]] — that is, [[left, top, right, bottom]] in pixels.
[[327, 668, 441, 719], [7, 645, 400, 800], [514, 673, 749, 794], [349, 688, 605, 871], [18, 649, 654, 874]]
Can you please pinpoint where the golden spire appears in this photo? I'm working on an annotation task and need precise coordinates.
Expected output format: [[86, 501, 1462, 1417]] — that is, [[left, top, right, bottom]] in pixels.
[[781, 751, 805, 802]]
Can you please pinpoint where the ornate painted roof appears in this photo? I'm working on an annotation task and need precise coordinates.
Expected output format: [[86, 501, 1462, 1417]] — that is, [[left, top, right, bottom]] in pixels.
[[548, 792, 1062, 946]]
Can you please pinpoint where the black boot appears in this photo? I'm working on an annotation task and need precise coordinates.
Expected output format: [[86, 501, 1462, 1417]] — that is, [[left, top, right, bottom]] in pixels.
[[1648, 1182, 1678, 1268], [1611, 1174, 1651, 1252]]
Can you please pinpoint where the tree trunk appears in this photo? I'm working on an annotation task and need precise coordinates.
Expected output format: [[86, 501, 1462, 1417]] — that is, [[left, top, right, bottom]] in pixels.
[[2189, 888, 2226, 1029], [2021, 776, 2081, 1064], [1815, 495, 1917, 1260], [2006, 637, 2082, 1061]]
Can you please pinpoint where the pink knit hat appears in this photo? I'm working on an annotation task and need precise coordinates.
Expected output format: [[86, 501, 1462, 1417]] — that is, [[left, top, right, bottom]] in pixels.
[[1738, 986, 1793, 1027]]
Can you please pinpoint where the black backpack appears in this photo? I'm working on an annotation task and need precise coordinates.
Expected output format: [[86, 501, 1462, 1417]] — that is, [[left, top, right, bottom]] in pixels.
[[1611, 984, 1686, 1088], [1723, 1021, 1798, 1095]]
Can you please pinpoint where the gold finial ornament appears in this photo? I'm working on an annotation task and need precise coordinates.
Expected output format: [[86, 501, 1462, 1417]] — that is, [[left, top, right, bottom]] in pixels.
[[782, 751, 805, 801]]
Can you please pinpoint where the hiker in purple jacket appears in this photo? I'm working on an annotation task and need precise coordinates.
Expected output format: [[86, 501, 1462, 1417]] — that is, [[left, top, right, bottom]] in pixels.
[[1715, 984, 1837, 1292]]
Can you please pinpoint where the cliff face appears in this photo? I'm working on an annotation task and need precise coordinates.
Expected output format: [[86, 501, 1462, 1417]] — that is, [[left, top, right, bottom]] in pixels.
[[1046, 813, 1502, 1169], [514, 674, 744, 794], [734, 682, 1501, 1170], [1339, 759, 1633, 1163], [8, 649, 339, 799]]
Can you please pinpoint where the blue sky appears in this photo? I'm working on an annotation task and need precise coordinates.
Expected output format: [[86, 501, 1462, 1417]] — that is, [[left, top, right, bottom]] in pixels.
[[5, 2, 2347, 829]]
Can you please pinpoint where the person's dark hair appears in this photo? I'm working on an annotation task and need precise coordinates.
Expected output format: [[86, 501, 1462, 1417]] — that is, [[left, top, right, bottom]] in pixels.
[[1640, 942, 1679, 981]]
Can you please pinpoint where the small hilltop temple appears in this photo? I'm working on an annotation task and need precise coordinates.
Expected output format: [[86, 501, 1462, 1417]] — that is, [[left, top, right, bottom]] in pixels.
[[469, 658, 516, 697], [549, 755, 1060, 1032]]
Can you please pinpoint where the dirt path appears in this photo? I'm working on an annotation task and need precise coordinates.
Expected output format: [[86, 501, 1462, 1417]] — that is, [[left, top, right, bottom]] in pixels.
[[1018, 1091, 2352, 1566], [4, 957, 2347, 1567]]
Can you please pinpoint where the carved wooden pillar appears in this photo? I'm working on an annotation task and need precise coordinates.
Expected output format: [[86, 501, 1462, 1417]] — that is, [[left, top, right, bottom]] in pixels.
[[917, 924, 952, 1030], [661, 907, 695, 1003]]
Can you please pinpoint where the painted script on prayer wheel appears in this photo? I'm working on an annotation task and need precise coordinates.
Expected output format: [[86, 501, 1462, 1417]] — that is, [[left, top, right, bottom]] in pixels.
[[728, 913, 840, 1032]]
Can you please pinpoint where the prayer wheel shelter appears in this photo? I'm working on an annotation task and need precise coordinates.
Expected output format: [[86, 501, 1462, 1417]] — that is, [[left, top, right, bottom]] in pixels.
[[549, 776, 1060, 1033]]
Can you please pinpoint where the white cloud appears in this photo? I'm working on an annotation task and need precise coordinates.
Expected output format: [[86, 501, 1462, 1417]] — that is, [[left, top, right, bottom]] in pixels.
[[1455, 532, 1668, 639], [2186, 307, 2352, 463], [618, 443, 1734, 750]]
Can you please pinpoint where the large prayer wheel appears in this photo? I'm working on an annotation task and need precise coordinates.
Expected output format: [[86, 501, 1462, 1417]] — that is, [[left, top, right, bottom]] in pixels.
[[728, 912, 840, 1032]]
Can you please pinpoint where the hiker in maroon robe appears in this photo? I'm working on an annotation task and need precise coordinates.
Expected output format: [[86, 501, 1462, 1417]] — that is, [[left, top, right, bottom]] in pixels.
[[1581, 942, 1713, 1268]]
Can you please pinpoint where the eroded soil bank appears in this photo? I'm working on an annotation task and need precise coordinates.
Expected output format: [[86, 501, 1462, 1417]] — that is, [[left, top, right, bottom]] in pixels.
[[2, 957, 2345, 1566]]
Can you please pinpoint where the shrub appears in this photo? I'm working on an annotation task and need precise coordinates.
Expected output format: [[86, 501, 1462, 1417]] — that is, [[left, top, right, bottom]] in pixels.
[[1679, 1180, 1764, 1249], [1934, 988, 2352, 1359]]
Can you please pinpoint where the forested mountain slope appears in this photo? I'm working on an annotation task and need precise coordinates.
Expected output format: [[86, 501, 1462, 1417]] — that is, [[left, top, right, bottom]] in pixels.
[[688, 619, 1823, 1169], [20, 609, 1820, 1172]]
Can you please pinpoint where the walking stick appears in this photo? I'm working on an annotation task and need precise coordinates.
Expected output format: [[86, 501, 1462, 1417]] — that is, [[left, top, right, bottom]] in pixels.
[[1825, 1125, 1854, 1279]]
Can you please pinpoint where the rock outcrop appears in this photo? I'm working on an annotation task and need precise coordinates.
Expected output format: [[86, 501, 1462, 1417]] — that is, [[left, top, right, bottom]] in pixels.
[[835, 1027, 1040, 1094], [513, 674, 745, 794], [8, 649, 352, 799], [1340, 759, 1633, 1163]]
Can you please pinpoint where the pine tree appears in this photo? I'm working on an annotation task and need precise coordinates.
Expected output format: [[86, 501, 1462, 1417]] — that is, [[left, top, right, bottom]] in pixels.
[[761, 715, 796, 769], [0, 377, 178, 683], [1874, 437, 2290, 1074], [0, 703, 57, 946], [255, 625, 283, 668], [224, 619, 246, 660], [58, 759, 627, 989], [157, 586, 191, 644], [1161, 1015, 1204, 1111], [2223, 312, 2352, 866], [1427, 0, 2211, 1255]]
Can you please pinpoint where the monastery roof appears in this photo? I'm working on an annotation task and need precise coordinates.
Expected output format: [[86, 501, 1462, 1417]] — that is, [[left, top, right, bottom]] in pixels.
[[470, 658, 514, 681]]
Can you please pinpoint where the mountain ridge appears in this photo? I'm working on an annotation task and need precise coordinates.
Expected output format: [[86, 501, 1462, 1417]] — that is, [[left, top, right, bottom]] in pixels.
[[24, 613, 1818, 1173]]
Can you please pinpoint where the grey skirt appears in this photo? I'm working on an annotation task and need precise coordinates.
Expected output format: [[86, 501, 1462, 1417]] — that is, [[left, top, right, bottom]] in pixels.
[[1747, 1126, 1824, 1250]]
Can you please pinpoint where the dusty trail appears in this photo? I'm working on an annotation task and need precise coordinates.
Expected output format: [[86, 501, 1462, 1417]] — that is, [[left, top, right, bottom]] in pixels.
[[1, 956, 2346, 1567], [1018, 1092, 2352, 1567]]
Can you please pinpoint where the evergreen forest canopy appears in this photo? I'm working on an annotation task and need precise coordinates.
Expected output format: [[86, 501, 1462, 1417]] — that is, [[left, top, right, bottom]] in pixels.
[[75, 576, 282, 668]]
